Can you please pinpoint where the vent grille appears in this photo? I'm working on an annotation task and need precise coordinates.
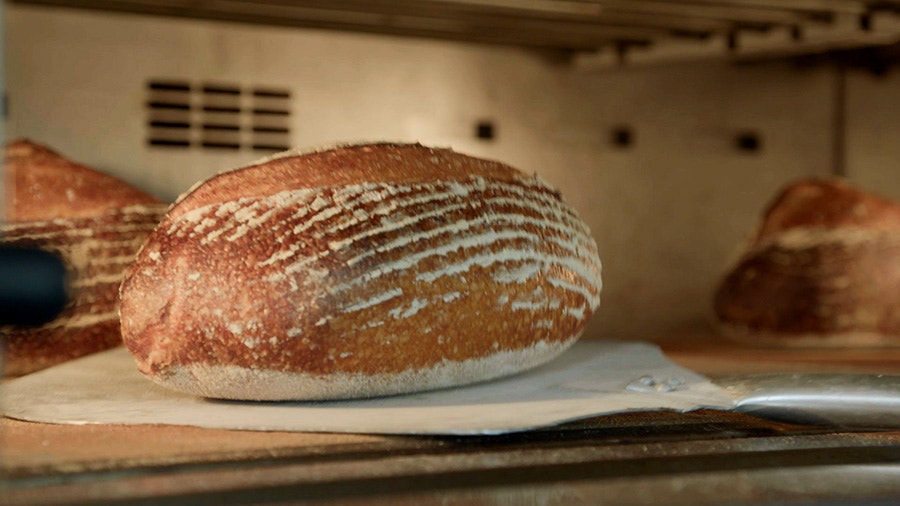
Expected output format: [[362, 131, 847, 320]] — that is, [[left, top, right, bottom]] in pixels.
[[146, 80, 291, 152]]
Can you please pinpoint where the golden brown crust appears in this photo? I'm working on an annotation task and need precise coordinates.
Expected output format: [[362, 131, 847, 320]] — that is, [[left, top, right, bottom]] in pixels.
[[167, 143, 522, 221], [755, 178, 900, 239], [4, 139, 160, 222], [714, 178, 900, 347], [1, 140, 167, 376], [120, 143, 603, 400]]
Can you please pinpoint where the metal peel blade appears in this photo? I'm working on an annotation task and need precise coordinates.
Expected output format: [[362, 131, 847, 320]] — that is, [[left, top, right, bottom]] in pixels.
[[715, 373, 900, 429]]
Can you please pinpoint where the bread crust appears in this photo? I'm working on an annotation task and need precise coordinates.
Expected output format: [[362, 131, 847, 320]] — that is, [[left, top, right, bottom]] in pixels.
[[2, 140, 166, 375], [714, 178, 900, 347], [120, 143, 603, 400], [4, 139, 160, 221]]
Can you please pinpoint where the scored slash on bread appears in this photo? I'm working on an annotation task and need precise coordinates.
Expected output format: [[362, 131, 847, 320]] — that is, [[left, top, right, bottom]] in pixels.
[[1, 139, 168, 376], [119, 143, 604, 400]]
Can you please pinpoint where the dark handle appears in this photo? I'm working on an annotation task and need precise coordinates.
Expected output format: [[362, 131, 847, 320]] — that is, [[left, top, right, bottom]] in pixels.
[[0, 246, 69, 326]]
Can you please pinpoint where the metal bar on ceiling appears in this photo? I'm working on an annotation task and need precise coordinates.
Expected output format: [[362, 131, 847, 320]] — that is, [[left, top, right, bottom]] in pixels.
[[9, 0, 900, 61], [628, 0, 868, 15], [175, 0, 727, 35], [583, 0, 835, 25]]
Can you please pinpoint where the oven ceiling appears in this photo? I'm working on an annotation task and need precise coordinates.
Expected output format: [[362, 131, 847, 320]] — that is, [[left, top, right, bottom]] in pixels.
[[12, 0, 900, 67]]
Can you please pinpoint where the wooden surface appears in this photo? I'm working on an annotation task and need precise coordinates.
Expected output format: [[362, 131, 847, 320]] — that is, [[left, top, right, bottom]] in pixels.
[[1, 419, 395, 477], [660, 335, 900, 377], [3, 335, 900, 505], [5, 413, 900, 505]]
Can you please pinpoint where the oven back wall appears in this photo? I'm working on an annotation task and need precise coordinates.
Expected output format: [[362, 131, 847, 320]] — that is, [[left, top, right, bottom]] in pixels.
[[7, 4, 894, 341]]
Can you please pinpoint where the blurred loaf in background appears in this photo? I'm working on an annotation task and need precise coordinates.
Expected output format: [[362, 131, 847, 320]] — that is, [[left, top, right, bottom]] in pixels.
[[1, 140, 168, 375], [714, 178, 900, 348]]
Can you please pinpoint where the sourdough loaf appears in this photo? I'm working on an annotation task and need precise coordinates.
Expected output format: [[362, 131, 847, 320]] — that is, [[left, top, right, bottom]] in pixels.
[[119, 143, 603, 400], [714, 178, 900, 347], [1, 140, 167, 375]]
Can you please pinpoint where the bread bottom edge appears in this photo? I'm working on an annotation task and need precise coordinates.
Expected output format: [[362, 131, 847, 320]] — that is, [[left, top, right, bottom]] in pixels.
[[145, 337, 578, 401], [715, 321, 900, 349]]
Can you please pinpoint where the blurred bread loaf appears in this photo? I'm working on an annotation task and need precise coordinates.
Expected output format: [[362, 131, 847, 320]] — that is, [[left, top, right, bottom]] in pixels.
[[1, 140, 167, 375], [119, 143, 603, 400], [714, 178, 900, 347]]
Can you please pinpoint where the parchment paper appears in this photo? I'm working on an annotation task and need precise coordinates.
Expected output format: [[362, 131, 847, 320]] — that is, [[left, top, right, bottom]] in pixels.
[[1, 341, 735, 435]]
